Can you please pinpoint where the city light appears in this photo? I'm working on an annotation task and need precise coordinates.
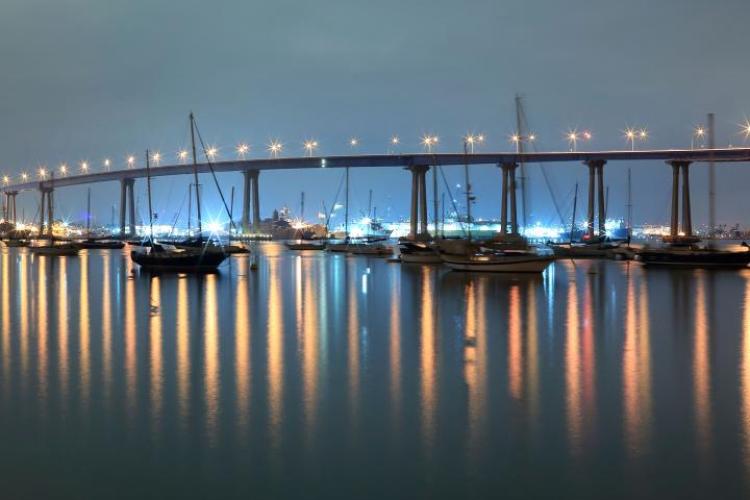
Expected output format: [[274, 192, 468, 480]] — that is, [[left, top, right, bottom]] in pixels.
[[303, 139, 319, 157], [21, 172, 28, 181], [267, 140, 283, 158], [38, 167, 47, 179], [236, 143, 250, 159], [80, 161, 89, 172], [206, 147, 218, 160], [103, 158, 111, 170], [127, 155, 135, 168], [60, 164, 68, 175], [349, 137, 359, 148], [150, 152, 161, 166], [178, 149, 189, 163]]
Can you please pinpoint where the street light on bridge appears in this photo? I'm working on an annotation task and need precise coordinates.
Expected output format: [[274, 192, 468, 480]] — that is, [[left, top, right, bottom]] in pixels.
[[59, 164, 68, 176], [21, 173, 28, 181], [127, 155, 135, 169], [2, 176, 8, 185], [38, 167, 47, 179], [80, 161, 89, 173], [206, 147, 219, 161], [741, 120, 750, 142], [267, 140, 283, 158], [103, 158, 111, 171], [389, 135, 400, 154], [177, 149, 189, 163], [509, 132, 535, 153], [421, 134, 438, 153], [566, 130, 579, 152], [236, 143, 250, 159], [464, 134, 484, 153], [303, 140, 319, 157], [692, 126, 706, 149]]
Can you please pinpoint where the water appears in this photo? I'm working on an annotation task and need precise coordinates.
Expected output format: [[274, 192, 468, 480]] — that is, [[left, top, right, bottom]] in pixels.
[[1, 243, 750, 499]]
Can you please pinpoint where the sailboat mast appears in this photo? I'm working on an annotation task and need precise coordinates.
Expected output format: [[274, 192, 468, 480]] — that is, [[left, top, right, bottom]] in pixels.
[[515, 94, 528, 231], [86, 187, 91, 234], [145, 150, 154, 242], [344, 167, 350, 238], [187, 184, 192, 234], [463, 142, 472, 243], [189, 113, 202, 235], [570, 183, 578, 246], [433, 166, 438, 239], [708, 112, 716, 246]]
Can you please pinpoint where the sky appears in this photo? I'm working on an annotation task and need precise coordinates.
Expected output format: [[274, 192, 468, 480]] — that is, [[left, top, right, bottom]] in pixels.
[[1, 0, 750, 229]]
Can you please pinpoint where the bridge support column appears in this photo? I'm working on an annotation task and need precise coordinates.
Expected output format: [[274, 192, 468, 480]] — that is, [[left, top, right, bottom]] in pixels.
[[3, 191, 16, 224], [584, 160, 606, 239], [407, 165, 430, 240], [241, 170, 260, 234], [38, 186, 54, 238], [667, 160, 693, 240], [498, 163, 519, 235], [119, 178, 136, 238]]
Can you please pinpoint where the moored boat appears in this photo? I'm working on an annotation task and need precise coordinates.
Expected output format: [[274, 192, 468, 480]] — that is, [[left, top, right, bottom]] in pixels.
[[131, 243, 226, 272], [28, 242, 80, 256], [441, 248, 553, 273], [635, 244, 750, 268], [398, 240, 442, 263], [75, 239, 125, 250], [285, 239, 327, 251]]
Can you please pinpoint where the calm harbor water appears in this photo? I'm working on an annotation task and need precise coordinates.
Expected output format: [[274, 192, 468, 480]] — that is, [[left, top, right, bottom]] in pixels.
[[1, 243, 750, 499]]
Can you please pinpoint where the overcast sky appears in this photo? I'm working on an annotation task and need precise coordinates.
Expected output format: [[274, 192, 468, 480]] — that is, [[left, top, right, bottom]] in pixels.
[[2, 0, 749, 227]]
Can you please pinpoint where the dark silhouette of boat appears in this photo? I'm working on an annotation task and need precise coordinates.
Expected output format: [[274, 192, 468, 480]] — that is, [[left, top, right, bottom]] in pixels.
[[636, 242, 750, 268], [131, 243, 226, 272]]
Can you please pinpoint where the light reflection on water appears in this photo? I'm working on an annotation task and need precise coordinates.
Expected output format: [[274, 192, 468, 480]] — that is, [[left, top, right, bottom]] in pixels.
[[1, 244, 750, 498]]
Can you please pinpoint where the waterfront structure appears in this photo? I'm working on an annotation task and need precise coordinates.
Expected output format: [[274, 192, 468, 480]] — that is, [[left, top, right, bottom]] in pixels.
[[2, 148, 750, 240]]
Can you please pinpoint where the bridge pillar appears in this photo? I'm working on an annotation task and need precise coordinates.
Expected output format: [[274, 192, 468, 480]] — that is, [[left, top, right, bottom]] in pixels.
[[498, 163, 519, 235], [584, 160, 606, 239], [667, 160, 693, 240], [119, 178, 136, 238], [407, 165, 430, 240], [6, 192, 17, 225], [38, 186, 54, 238], [241, 170, 260, 234]]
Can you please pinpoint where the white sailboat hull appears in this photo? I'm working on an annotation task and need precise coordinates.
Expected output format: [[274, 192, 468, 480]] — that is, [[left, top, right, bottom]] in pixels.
[[442, 254, 553, 273]]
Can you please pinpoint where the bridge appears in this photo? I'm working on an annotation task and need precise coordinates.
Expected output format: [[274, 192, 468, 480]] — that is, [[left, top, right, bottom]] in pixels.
[[3, 148, 750, 242]]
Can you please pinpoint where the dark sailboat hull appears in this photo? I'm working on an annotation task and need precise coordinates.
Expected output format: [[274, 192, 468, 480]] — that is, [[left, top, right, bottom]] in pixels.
[[636, 248, 750, 268], [130, 249, 227, 272]]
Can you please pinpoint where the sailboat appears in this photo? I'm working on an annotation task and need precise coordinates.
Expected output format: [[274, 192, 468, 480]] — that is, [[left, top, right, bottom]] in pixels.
[[75, 188, 125, 249], [130, 145, 227, 272], [440, 141, 552, 273]]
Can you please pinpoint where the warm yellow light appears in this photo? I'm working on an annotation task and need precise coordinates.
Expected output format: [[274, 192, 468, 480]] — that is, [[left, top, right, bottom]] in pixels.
[[60, 164, 67, 175], [567, 132, 578, 141], [178, 150, 189, 162], [21, 173, 28, 180], [639, 129, 648, 139], [741, 121, 750, 140], [150, 152, 161, 165], [104, 158, 111, 169], [510, 134, 521, 143], [303, 139, 318, 156], [391, 136, 399, 145], [267, 140, 283, 157], [127, 155, 135, 167], [38, 168, 47, 179], [206, 147, 218, 159], [3, 176, 9, 184], [80, 161, 89, 172], [695, 127, 705, 137], [236, 143, 250, 157], [625, 128, 636, 139]]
